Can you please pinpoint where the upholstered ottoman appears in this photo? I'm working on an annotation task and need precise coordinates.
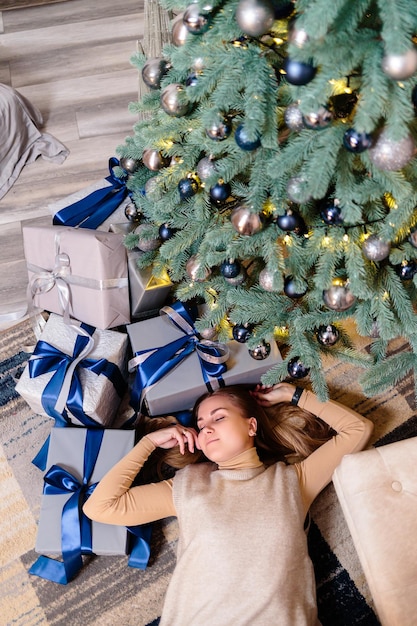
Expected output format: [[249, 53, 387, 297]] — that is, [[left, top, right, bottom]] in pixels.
[[333, 437, 417, 626]]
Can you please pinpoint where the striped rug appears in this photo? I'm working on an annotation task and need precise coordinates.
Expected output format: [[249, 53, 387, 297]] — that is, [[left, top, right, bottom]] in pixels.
[[1, 318, 415, 625]]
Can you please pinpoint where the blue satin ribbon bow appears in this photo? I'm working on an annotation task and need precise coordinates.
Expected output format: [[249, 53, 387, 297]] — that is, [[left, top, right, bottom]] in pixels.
[[29, 430, 151, 584], [129, 301, 229, 414], [30, 323, 126, 470], [52, 157, 130, 229]]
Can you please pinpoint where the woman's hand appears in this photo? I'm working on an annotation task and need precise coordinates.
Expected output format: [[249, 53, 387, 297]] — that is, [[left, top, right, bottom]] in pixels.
[[145, 425, 200, 455], [251, 382, 298, 406]]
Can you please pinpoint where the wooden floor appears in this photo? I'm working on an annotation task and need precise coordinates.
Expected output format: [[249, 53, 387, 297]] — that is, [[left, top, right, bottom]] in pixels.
[[0, 0, 144, 328]]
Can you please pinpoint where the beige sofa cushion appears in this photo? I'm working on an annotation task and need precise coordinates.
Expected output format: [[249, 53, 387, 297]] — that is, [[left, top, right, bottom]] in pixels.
[[333, 437, 417, 626]]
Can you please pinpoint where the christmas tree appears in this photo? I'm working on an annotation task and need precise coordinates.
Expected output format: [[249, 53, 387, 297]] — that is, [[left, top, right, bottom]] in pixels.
[[117, 0, 417, 400]]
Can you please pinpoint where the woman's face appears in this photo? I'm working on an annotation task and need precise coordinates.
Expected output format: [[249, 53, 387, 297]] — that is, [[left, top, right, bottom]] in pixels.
[[196, 394, 257, 463]]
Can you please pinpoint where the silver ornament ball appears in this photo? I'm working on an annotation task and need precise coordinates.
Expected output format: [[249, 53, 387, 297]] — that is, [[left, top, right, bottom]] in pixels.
[[141, 57, 170, 90], [302, 106, 333, 130], [249, 341, 271, 360], [186, 255, 211, 281], [288, 22, 309, 48], [183, 3, 210, 34], [196, 156, 217, 180], [235, 0, 275, 38], [224, 268, 247, 285], [317, 324, 340, 346], [284, 103, 304, 131], [199, 326, 218, 340], [369, 129, 416, 171], [160, 83, 190, 117], [409, 229, 417, 248], [382, 47, 417, 80], [120, 156, 140, 173], [231, 205, 264, 235], [172, 14, 189, 46], [286, 176, 312, 204], [323, 279, 356, 311], [134, 224, 161, 251], [144, 176, 163, 199], [142, 148, 170, 171], [124, 203, 141, 222], [362, 234, 391, 261], [259, 267, 279, 292]]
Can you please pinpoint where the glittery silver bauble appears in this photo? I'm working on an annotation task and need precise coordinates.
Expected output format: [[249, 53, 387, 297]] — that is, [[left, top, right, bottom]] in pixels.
[[369, 320, 380, 338], [231, 205, 264, 235], [205, 114, 232, 141], [120, 156, 140, 173], [259, 267, 279, 291], [142, 57, 171, 90], [186, 255, 211, 281], [124, 203, 141, 222], [362, 234, 391, 261], [284, 103, 304, 131], [409, 229, 417, 248], [235, 0, 275, 37], [134, 224, 161, 251], [144, 176, 163, 200], [302, 106, 333, 130], [183, 3, 211, 34], [316, 324, 340, 346], [224, 268, 247, 285], [196, 156, 217, 180], [160, 83, 190, 117], [323, 279, 356, 311], [368, 129, 416, 171], [286, 176, 312, 204], [382, 48, 417, 80], [142, 148, 170, 171], [249, 341, 271, 360], [172, 13, 189, 46]]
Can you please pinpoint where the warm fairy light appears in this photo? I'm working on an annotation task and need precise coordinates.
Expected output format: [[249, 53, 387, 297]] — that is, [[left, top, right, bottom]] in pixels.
[[274, 325, 289, 339], [322, 235, 331, 247], [384, 192, 398, 209], [273, 37, 284, 45], [283, 234, 291, 245], [343, 233, 349, 242], [360, 232, 369, 242], [382, 291, 389, 300]]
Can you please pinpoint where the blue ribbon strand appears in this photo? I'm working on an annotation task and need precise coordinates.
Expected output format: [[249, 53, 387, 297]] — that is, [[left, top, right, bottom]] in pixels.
[[130, 301, 228, 413], [52, 157, 130, 229]]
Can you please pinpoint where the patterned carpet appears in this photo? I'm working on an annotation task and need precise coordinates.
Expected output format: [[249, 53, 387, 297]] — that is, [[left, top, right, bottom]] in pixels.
[[1, 318, 416, 625]]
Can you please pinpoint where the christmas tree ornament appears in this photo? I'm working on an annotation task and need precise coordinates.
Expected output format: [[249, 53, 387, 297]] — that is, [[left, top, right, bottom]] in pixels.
[[141, 57, 171, 90], [196, 155, 217, 180], [259, 267, 279, 291], [284, 275, 307, 298], [287, 356, 310, 378], [286, 176, 312, 204], [231, 204, 264, 235], [276, 208, 303, 231], [369, 319, 380, 338], [144, 176, 162, 199], [205, 114, 233, 140], [224, 268, 247, 285], [343, 128, 373, 153], [119, 156, 140, 173], [395, 260, 417, 281], [234, 124, 262, 151], [249, 341, 271, 360], [220, 259, 241, 278], [178, 175, 200, 199], [134, 224, 162, 251], [302, 106, 333, 130], [210, 180, 232, 203], [412, 85, 417, 110], [186, 255, 211, 281], [382, 47, 417, 80], [199, 325, 218, 340], [320, 200, 343, 225], [232, 323, 253, 342], [284, 103, 305, 131], [183, 3, 211, 34], [362, 234, 391, 261], [172, 13, 189, 46], [273, 1, 294, 19], [124, 203, 141, 222], [323, 278, 356, 311], [160, 83, 191, 117], [409, 228, 417, 248], [316, 324, 340, 346], [282, 58, 317, 86], [235, 0, 275, 38], [192, 56, 206, 72], [186, 72, 199, 87], [159, 223, 175, 240], [142, 148, 170, 171], [368, 129, 416, 171], [287, 20, 309, 47]]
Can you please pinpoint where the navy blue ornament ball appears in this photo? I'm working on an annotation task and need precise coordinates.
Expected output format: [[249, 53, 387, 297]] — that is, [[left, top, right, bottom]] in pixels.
[[220, 259, 241, 278], [287, 357, 310, 379], [159, 223, 175, 240], [395, 260, 417, 281], [283, 58, 317, 86], [272, 1, 294, 19], [232, 323, 253, 343], [343, 128, 373, 153], [178, 176, 199, 199], [276, 210, 302, 231], [210, 181, 231, 203], [320, 202, 343, 225], [186, 73, 199, 87], [284, 276, 307, 298], [235, 124, 261, 151]]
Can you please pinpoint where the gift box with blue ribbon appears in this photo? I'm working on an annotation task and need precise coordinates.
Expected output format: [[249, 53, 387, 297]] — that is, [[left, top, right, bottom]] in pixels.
[[127, 301, 282, 417], [16, 313, 128, 428], [30, 427, 152, 584], [22, 223, 130, 330]]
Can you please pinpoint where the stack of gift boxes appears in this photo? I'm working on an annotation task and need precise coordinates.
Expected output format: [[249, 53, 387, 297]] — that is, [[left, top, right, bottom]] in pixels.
[[16, 160, 282, 584]]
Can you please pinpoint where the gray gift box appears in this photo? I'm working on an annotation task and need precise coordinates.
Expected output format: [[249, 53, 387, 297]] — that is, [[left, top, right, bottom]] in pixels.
[[35, 428, 135, 555], [127, 312, 282, 415], [127, 249, 172, 319]]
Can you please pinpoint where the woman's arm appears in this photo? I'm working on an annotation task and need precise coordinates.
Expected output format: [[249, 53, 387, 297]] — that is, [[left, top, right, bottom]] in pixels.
[[83, 425, 199, 526]]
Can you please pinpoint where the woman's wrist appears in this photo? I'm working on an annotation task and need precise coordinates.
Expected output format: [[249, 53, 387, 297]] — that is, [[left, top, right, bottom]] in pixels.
[[290, 386, 304, 406]]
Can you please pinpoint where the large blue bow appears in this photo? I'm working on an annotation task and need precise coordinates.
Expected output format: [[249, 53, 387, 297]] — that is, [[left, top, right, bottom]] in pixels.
[[52, 157, 130, 229], [129, 302, 229, 414], [29, 430, 152, 584], [30, 323, 126, 470]]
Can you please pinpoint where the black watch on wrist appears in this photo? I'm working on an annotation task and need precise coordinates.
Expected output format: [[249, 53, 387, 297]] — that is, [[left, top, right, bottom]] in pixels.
[[290, 386, 304, 406]]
